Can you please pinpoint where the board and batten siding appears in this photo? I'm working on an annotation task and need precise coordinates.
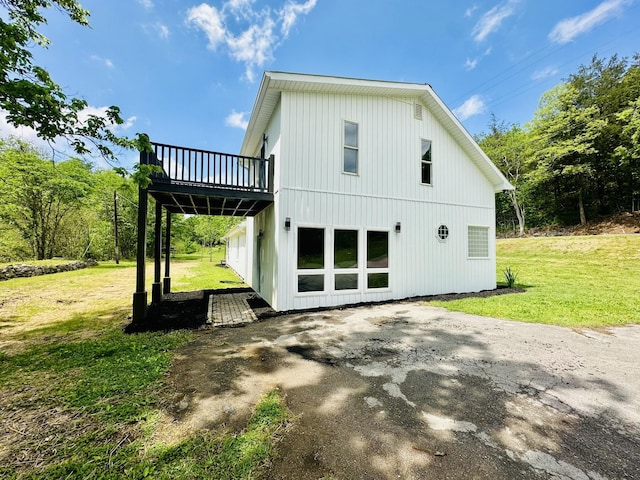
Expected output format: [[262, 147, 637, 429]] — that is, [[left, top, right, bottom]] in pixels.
[[269, 90, 497, 311], [275, 190, 495, 311], [225, 229, 247, 281], [278, 91, 495, 207], [249, 99, 284, 309]]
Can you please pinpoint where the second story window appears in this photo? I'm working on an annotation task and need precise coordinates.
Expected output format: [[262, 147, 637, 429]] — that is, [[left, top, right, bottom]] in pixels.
[[343, 121, 358, 174], [421, 139, 432, 185]]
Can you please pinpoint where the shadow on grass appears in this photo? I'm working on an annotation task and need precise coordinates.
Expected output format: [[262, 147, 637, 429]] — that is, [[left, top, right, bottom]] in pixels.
[[125, 287, 254, 333]]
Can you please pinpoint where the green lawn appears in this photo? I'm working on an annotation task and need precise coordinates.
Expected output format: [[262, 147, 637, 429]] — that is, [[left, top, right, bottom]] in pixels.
[[171, 246, 247, 291], [429, 235, 640, 327], [0, 251, 286, 480]]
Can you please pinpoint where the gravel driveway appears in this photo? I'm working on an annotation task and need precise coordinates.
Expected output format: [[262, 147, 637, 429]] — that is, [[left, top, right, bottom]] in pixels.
[[165, 301, 640, 479]]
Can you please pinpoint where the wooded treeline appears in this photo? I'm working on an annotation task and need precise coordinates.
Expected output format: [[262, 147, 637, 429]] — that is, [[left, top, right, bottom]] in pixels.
[[480, 54, 640, 234], [0, 139, 240, 261]]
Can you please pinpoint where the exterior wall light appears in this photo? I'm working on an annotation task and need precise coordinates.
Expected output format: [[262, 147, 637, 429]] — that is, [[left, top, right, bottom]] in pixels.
[[395, 222, 401, 233], [284, 217, 291, 231]]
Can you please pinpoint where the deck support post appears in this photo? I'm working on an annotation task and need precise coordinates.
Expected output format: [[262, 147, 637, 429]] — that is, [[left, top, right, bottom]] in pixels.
[[132, 182, 148, 323], [268, 154, 275, 192], [163, 210, 171, 294], [152, 200, 163, 304]]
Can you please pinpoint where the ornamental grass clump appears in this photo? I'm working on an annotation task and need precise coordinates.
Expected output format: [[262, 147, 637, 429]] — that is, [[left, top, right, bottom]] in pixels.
[[503, 266, 518, 288]]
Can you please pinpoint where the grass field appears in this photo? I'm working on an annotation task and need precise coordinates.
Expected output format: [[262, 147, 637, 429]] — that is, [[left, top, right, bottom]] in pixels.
[[0, 247, 286, 480], [429, 234, 640, 327]]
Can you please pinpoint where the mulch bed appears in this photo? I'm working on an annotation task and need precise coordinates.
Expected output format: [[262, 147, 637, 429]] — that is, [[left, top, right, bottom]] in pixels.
[[124, 286, 523, 333]]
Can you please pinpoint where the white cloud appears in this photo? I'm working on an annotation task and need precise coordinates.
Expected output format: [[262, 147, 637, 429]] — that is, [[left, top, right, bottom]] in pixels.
[[465, 57, 479, 70], [465, 5, 479, 17], [138, 0, 153, 9], [90, 55, 114, 69], [453, 95, 486, 120], [157, 23, 170, 39], [548, 0, 630, 44], [187, 4, 227, 50], [0, 107, 137, 165], [472, 0, 518, 42], [464, 47, 491, 71], [532, 66, 559, 80], [0, 111, 50, 150], [224, 0, 256, 21], [281, 0, 317, 37], [76, 106, 137, 134], [225, 110, 249, 129], [226, 18, 276, 82], [186, 0, 317, 82]]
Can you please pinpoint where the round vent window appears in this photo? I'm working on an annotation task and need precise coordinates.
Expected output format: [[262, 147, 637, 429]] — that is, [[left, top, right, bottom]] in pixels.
[[437, 225, 449, 241]]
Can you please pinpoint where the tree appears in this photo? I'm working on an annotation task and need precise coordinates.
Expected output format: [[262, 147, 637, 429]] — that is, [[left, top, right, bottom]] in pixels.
[[527, 84, 607, 225], [477, 116, 530, 234], [0, 139, 93, 259], [566, 54, 640, 215], [192, 216, 242, 261], [0, 1, 149, 161], [615, 97, 640, 211]]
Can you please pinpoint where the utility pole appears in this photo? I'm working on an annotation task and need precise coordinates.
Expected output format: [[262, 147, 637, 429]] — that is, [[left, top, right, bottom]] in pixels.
[[114, 190, 120, 264]]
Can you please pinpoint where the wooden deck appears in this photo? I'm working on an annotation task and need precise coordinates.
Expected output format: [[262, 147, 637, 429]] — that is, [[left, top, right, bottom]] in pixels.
[[143, 142, 274, 217]]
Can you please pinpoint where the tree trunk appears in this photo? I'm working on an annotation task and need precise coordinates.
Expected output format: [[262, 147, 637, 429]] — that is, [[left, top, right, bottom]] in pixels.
[[114, 190, 120, 264], [578, 190, 587, 225], [508, 190, 526, 235]]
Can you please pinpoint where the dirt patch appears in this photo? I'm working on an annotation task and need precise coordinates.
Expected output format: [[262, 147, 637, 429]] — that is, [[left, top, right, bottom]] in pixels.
[[499, 211, 640, 237]]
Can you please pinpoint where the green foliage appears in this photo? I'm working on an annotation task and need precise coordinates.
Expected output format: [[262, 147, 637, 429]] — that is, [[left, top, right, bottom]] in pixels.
[[482, 53, 640, 231], [130, 389, 288, 480], [477, 116, 531, 233], [87, 169, 140, 260], [526, 83, 607, 225], [0, 0, 147, 161], [502, 266, 517, 288], [0, 140, 94, 259], [0, 220, 30, 261], [615, 96, 640, 210], [0, 140, 144, 261], [0, 318, 287, 479], [1, 328, 192, 421], [430, 235, 640, 327], [192, 216, 242, 247]]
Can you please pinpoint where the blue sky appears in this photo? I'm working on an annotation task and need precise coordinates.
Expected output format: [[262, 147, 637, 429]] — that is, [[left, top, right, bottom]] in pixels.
[[1, 0, 638, 169]]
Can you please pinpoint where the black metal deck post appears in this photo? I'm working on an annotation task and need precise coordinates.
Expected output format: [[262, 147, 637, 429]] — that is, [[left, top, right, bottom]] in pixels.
[[163, 210, 171, 294], [152, 200, 162, 304], [268, 154, 275, 191], [132, 181, 148, 323]]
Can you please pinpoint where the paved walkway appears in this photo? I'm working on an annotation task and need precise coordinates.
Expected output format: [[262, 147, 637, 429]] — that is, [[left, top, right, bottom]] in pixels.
[[207, 292, 257, 327]]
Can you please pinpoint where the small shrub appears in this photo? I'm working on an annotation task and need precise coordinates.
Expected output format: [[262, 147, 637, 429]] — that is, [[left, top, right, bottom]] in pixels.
[[503, 266, 518, 288]]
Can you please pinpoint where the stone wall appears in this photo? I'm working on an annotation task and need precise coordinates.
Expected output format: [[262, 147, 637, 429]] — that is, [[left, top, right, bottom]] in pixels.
[[0, 260, 99, 281]]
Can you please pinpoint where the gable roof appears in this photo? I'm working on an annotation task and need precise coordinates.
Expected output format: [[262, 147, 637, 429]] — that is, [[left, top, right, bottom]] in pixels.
[[241, 71, 513, 192]]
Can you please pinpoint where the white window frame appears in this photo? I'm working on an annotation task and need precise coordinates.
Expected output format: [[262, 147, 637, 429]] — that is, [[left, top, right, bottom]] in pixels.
[[365, 230, 391, 292], [420, 138, 433, 186], [295, 225, 328, 295], [467, 225, 490, 259], [294, 226, 394, 296], [332, 227, 361, 294], [343, 120, 359, 175], [436, 224, 449, 243]]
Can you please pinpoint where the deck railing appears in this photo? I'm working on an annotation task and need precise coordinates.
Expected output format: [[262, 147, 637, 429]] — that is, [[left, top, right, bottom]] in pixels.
[[141, 142, 274, 193]]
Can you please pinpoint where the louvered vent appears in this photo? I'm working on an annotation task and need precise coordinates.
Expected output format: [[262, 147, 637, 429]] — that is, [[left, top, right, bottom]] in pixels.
[[414, 103, 423, 120]]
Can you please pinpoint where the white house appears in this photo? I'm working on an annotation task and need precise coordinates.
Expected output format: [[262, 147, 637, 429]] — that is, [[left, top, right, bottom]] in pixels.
[[224, 71, 512, 312]]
